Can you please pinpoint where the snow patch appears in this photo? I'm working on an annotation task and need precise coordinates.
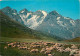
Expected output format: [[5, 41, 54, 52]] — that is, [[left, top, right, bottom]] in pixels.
[[27, 11, 47, 29], [57, 17, 67, 27], [64, 17, 70, 19], [57, 21, 66, 26], [19, 15, 27, 25], [12, 13, 17, 15], [26, 13, 32, 18], [20, 10, 47, 29], [27, 15, 40, 28], [57, 17, 60, 20], [20, 13, 32, 19], [41, 11, 47, 17], [21, 11, 24, 13], [57, 21, 63, 24], [70, 20, 75, 25], [37, 11, 47, 25]]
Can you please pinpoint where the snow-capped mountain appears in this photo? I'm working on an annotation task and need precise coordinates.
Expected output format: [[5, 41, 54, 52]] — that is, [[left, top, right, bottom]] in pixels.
[[19, 9, 47, 29], [1, 6, 80, 39], [1, 6, 24, 24], [36, 11, 80, 39]]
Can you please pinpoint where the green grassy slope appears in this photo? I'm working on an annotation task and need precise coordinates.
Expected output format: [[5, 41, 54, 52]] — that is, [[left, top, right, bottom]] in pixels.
[[65, 37, 80, 42], [0, 11, 57, 40]]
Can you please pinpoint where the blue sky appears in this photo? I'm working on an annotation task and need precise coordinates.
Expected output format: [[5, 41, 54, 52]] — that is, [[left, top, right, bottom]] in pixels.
[[0, 0, 79, 19]]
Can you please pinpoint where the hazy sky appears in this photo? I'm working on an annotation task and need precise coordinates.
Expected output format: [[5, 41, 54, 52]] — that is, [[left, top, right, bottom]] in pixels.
[[0, 0, 79, 19]]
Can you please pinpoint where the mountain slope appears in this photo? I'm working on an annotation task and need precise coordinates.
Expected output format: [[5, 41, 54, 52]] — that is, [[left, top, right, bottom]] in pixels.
[[1, 6, 24, 25], [0, 10, 37, 39], [0, 11, 56, 40], [65, 37, 80, 42], [1, 7, 47, 29], [19, 10, 47, 29], [1, 6, 80, 40], [36, 11, 80, 39]]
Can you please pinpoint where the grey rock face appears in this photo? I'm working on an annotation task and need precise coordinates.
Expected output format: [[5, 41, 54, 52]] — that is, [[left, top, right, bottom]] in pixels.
[[1, 6, 24, 24], [36, 11, 80, 39], [1, 7, 80, 39]]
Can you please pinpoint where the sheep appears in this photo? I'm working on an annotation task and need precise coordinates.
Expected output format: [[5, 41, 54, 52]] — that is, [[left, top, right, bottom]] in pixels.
[[69, 50, 76, 56], [46, 47, 53, 51], [8, 43, 13, 47], [48, 54, 53, 56], [40, 48, 46, 53], [71, 45, 78, 49], [46, 42, 53, 45], [22, 46, 27, 50], [4, 46, 7, 49], [72, 50, 80, 56], [44, 43, 47, 46], [18, 46, 23, 49], [73, 54, 80, 56], [12, 45, 16, 48], [30, 45, 41, 48], [30, 49, 39, 53], [4, 41, 80, 56], [57, 48, 64, 52], [45, 50, 51, 54], [8, 44, 11, 47], [17, 45, 20, 47], [64, 47, 71, 52], [18, 46, 27, 50], [27, 48, 30, 50]]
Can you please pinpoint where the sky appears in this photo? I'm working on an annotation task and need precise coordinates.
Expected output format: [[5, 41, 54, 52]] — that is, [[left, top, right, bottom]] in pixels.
[[0, 0, 79, 19]]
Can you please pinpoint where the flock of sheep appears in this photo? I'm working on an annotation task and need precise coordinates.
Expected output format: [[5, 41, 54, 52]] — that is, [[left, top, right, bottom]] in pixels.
[[4, 41, 80, 56]]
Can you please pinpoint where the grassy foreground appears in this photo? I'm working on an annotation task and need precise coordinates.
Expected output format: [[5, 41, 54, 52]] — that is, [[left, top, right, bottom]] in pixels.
[[0, 38, 67, 56], [0, 37, 80, 56]]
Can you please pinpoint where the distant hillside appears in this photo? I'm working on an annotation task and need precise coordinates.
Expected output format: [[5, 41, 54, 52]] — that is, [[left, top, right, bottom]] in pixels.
[[65, 37, 80, 42], [0, 11, 58, 40]]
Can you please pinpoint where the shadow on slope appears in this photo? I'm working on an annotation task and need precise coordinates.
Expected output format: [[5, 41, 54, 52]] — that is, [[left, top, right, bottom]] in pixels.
[[0, 11, 58, 41]]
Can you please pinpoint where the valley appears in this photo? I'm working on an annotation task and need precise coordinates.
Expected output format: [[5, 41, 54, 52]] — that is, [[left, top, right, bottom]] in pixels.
[[0, 6, 80, 56]]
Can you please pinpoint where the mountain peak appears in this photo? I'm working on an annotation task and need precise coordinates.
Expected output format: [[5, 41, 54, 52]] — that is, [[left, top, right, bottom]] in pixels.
[[53, 10, 59, 13], [36, 10, 43, 13], [37, 10, 42, 12], [22, 8, 28, 12], [2, 6, 11, 10], [5, 6, 11, 8], [19, 8, 28, 14], [37, 10, 46, 12], [35, 10, 47, 16], [1, 6, 18, 13], [49, 10, 60, 16]]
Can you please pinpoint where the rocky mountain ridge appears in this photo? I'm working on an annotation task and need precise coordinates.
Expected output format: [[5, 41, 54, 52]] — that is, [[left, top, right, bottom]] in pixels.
[[1, 6, 80, 39]]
